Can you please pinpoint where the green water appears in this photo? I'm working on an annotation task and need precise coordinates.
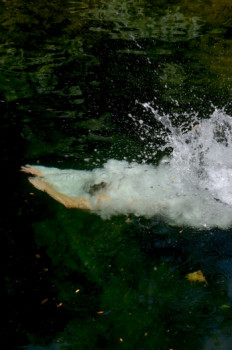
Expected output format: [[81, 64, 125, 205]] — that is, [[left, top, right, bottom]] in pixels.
[[2, 0, 232, 349]]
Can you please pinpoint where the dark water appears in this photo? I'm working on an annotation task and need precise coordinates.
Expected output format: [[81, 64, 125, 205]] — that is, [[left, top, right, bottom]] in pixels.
[[2, 0, 232, 349]]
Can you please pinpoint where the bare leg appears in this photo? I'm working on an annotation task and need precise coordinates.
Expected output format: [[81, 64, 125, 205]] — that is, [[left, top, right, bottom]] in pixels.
[[28, 177, 93, 210]]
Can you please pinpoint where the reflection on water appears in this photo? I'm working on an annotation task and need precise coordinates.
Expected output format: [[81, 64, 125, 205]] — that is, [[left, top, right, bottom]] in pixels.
[[1, 0, 232, 349]]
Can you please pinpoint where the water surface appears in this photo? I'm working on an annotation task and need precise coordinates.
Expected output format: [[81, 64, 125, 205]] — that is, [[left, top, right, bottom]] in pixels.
[[1, 0, 232, 349]]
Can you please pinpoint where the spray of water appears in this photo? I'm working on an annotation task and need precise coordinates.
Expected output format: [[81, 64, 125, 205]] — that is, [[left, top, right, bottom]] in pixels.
[[28, 107, 232, 229]]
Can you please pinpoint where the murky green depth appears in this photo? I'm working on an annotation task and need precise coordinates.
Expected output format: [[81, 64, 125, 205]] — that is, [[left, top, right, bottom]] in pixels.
[[2, 1, 232, 349]]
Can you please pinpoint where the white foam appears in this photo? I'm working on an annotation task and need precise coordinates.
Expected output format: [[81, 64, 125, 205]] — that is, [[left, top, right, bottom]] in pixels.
[[34, 108, 232, 229]]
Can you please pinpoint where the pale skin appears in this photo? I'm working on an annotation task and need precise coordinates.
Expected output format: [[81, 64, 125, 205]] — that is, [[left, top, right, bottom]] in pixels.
[[21, 165, 110, 210]]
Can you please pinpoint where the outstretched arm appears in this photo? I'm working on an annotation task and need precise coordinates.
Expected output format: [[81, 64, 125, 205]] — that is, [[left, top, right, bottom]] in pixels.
[[21, 165, 93, 210], [28, 176, 93, 209], [21, 165, 111, 210]]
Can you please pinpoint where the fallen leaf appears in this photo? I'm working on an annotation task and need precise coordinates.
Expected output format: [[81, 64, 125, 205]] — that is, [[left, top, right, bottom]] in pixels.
[[220, 304, 231, 309], [41, 298, 48, 305], [186, 270, 207, 284]]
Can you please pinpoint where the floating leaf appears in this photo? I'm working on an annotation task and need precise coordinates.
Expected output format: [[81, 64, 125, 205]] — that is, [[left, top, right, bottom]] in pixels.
[[220, 304, 231, 309], [186, 270, 207, 284], [41, 298, 49, 305]]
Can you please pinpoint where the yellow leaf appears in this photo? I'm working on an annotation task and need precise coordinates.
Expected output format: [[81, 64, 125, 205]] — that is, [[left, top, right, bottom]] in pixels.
[[41, 298, 49, 305], [220, 304, 231, 309], [186, 270, 207, 284]]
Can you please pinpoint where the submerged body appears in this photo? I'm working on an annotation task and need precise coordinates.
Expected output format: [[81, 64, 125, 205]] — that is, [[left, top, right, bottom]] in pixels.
[[22, 156, 232, 229], [21, 107, 232, 229]]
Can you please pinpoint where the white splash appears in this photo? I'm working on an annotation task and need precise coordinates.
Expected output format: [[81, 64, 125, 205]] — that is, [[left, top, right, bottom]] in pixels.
[[31, 107, 232, 229]]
